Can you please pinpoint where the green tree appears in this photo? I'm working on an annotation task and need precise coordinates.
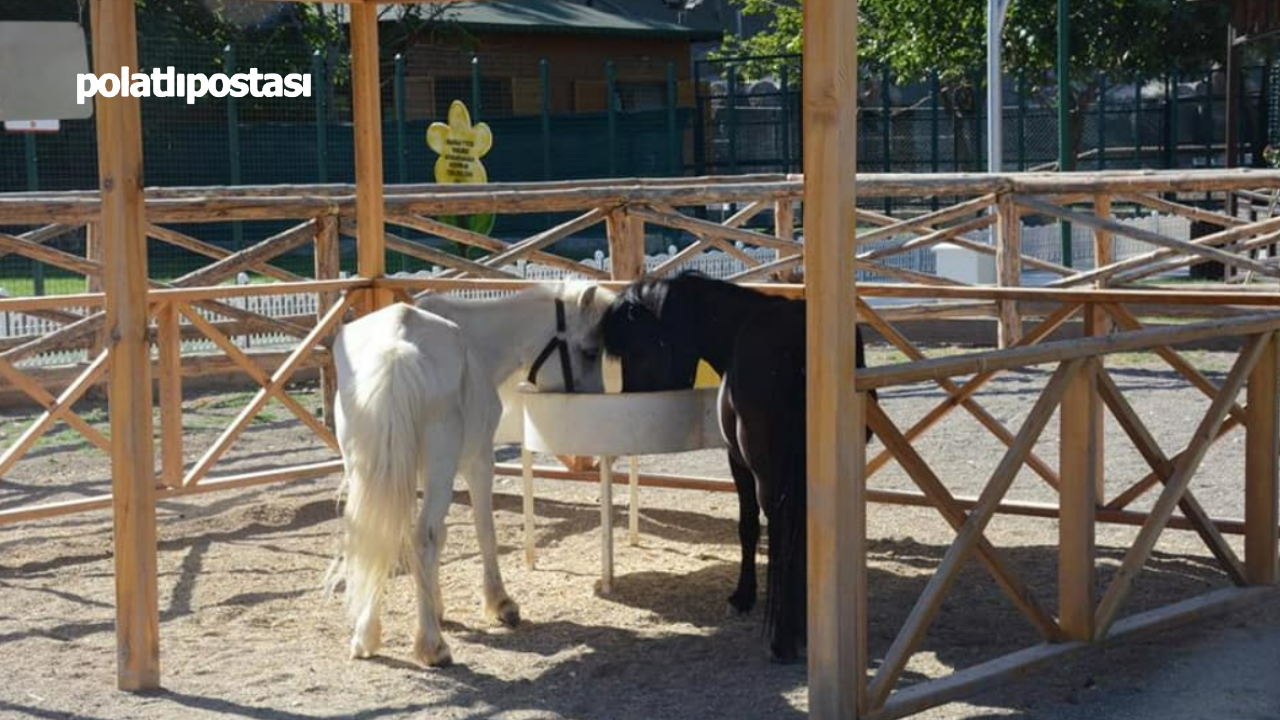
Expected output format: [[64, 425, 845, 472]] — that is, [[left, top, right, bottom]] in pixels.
[[717, 0, 1229, 168]]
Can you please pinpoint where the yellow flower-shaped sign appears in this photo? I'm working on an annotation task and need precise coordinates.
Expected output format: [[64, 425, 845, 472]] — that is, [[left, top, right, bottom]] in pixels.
[[427, 100, 492, 185], [695, 359, 720, 388]]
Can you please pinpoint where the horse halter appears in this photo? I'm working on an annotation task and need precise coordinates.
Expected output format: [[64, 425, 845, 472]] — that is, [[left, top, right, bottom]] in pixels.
[[526, 298, 576, 392]]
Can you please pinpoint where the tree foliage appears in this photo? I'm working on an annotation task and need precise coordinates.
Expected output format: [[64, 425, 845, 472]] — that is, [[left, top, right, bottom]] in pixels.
[[719, 0, 1227, 84], [716, 0, 1229, 164]]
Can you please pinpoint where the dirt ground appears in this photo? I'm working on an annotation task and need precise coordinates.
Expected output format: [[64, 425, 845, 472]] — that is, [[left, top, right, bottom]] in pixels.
[[2, 348, 1280, 720]]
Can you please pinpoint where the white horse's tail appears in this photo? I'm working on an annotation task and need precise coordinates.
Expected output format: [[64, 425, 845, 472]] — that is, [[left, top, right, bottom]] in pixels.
[[334, 338, 434, 624]]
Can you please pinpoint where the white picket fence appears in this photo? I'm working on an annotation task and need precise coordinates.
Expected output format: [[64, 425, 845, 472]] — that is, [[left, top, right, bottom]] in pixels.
[[0, 212, 1190, 370]]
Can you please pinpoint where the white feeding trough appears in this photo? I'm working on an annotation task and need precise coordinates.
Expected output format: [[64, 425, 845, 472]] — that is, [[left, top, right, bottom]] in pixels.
[[519, 386, 725, 592]]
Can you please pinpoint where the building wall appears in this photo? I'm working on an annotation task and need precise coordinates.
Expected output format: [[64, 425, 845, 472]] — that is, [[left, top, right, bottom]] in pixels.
[[402, 32, 697, 119]]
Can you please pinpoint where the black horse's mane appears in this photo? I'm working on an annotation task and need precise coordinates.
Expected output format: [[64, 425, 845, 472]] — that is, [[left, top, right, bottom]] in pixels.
[[617, 270, 779, 319]]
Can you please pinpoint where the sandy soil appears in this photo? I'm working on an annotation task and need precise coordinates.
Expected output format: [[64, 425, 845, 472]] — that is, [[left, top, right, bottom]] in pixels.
[[1, 349, 1279, 720]]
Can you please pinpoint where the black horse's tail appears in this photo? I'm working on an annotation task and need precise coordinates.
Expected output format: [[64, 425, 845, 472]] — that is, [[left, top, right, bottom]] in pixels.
[[763, 456, 807, 662], [761, 391, 809, 663]]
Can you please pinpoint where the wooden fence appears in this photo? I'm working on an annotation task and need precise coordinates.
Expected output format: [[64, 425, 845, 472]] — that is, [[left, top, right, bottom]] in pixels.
[[3, 169, 1280, 715]]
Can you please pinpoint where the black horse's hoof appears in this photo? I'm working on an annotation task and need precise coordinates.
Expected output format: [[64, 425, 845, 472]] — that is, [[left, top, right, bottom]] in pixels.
[[767, 644, 803, 664], [726, 591, 756, 616]]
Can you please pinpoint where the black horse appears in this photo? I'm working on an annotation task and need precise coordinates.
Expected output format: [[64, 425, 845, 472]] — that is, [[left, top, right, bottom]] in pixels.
[[601, 272, 872, 662]]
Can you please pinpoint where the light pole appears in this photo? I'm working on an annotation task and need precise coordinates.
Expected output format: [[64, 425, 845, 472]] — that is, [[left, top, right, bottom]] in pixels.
[[986, 0, 1014, 172]]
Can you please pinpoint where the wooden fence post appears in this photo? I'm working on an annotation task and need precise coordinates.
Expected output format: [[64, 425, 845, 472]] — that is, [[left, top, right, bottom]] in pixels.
[[85, 221, 107, 401], [1059, 359, 1098, 640], [157, 303, 184, 488], [1246, 332, 1280, 585], [91, 0, 160, 691], [314, 214, 340, 430], [606, 208, 646, 280], [804, 0, 865, 712], [350, 2, 390, 314], [996, 194, 1023, 347], [773, 199, 799, 281], [1090, 194, 1114, 504]]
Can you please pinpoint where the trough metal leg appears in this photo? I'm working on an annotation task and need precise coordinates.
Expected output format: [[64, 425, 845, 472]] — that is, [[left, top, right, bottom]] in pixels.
[[522, 447, 536, 569], [601, 455, 614, 593], [629, 456, 641, 546]]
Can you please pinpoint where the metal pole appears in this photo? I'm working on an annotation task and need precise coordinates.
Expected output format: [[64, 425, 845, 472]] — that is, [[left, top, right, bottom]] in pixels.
[[1096, 72, 1106, 170], [1057, 0, 1072, 267], [1017, 72, 1027, 170], [541, 58, 552, 180], [781, 64, 792, 172], [1133, 73, 1143, 168], [394, 53, 407, 184], [226, 44, 243, 251], [606, 60, 618, 176], [667, 62, 679, 176], [727, 65, 739, 175], [882, 66, 893, 213], [23, 134, 43, 296], [313, 50, 328, 183], [987, 0, 1012, 172], [471, 56, 482, 119], [930, 69, 940, 210], [394, 54, 407, 272]]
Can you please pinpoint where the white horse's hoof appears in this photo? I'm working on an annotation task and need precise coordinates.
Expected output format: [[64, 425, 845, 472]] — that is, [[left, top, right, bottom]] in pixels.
[[485, 596, 521, 628], [350, 634, 380, 659], [413, 635, 453, 668]]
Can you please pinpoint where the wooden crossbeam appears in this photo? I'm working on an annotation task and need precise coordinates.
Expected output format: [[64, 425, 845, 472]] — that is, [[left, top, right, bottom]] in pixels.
[[857, 300, 1061, 490], [179, 303, 340, 463], [1095, 367, 1248, 586], [1111, 226, 1280, 285], [629, 205, 800, 252], [146, 223, 306, 283], [866, 402, 1063, 640], [1094, 334, 1268, 636], [181, 291, 355, 487], [864, 303, 1081, 478], [867, 360, 1080, 709], [1017, 195, 1280, 283], [389, 213, 608, 280], [856, 312, 1280, 392], [1105, 416, 1243, 512], [0, 229, 103, 277], [1049, 212, 1280, 288], [0, 350, 111, 479], [450, 207, 608, 276], [341, 221, 518, 279], [647, 201, 770, 270], [728, 254, 804, 282], [1118, 193, 1248, 228], [1102, 304, 1248, 424], [0, 223, 80, 262], [857, 194, 995, 247], [174, 220, 316, 287], [857, 215, 995, 264]]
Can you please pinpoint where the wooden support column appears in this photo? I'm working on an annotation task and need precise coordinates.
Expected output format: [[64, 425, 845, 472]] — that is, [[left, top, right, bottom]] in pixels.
[[996, 194, 1023, 347], [157, 303, 183, 488], [350, 2, 390, 313], [773, 199, 799, 281], [91, 0, 159, 691], [804, 0, 865, 715], [1059, 359, 1097, 641], [1089, 193, 1112, 503], [314, 214, 341, 430], [1246, 332, 1280, 584], [606, 209, 646, 280], [85, 221, 107, 400]]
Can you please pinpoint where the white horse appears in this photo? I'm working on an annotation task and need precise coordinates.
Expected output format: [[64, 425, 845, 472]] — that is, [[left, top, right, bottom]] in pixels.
[[329, 283, 613, 667]]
